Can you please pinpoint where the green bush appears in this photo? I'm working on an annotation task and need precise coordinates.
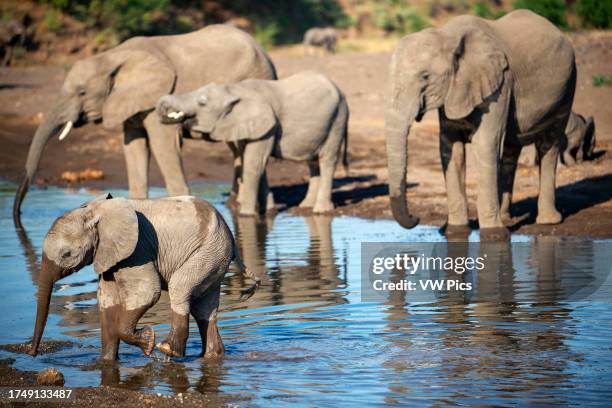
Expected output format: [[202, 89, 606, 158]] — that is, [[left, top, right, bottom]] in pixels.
[[43, 9, 64, 33], [513, 0, 568, 29], [254, 21, 280, 50], [577, 0, 612, 28], [592, 74, 612, 87], [373, 0, 430, 34], [473, 1, 494, 18]]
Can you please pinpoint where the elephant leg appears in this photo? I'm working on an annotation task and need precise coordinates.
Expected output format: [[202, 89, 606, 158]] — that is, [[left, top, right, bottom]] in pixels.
[[259, 169, 276, 213], [226, 142, 242, 208], [238, 139, 273, 216], [98, 275, 121, 361], [144, 112, 189, 197], [439, 122, 468, 229], [158, 255, 224, 357], [535, 134, 562, 225], [123, 121, 150, 199], [313, 156, 336, 214], [299, 160, 320, 208], [191, 282, 224, 358], [473, 87, 511, 240], [500, 141, 522, 223], [113, 265, 161, 356]]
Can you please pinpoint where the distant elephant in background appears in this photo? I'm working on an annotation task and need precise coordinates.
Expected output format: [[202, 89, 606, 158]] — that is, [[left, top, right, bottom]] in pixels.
[[523, 112, 596, 166], [13, 24, 277, 229], [29, 194, 259, 360], [385, 10, 576, 240], [0, 16, 26, 66], [157, 71, 349, 216], [303, 27, 337, 54]]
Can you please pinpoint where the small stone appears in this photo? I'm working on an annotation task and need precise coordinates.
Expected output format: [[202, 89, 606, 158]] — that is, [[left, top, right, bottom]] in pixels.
[[37, 368, 65, 386]]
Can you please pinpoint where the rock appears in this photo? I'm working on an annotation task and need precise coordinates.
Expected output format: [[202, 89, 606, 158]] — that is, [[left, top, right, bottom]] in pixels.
[[37, 368, 65, 386]]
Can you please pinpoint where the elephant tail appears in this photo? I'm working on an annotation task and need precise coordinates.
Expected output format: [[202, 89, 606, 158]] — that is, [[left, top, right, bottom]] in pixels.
[[233, 243, 260, 300], [342, 125, 349, 176]]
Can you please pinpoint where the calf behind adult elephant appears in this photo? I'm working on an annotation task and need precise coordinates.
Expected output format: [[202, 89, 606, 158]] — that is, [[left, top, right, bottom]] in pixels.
[[13, 24, 276, 229], [385, 10, 576, 240], [157, 71, 349, 215], [29, 194, 259, 360]]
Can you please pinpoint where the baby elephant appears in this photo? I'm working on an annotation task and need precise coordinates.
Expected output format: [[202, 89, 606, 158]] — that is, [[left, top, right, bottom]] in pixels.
[[523, 112, 596, 166], [29, 194, 258, 360], [303, 27, 337, 54], [157, 71, 349, 216]]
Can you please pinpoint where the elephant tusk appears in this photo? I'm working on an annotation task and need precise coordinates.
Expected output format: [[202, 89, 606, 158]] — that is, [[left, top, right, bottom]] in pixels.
[[58, 121, 73, 141], [167, 111, 185, 120]]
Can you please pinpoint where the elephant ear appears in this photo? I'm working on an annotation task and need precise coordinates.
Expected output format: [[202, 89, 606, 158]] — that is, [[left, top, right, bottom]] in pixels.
[[444, 27, 508, 120], [86, 198, 139, 274], [103, 51, 176, 129], [210, 95, 277, 142]]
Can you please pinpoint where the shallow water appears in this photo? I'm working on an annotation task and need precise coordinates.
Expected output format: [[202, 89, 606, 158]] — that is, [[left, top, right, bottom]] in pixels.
[[1, 182, 611, 406]]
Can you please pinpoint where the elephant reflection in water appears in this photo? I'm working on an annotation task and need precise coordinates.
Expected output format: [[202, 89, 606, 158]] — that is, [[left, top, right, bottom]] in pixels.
[[378, 239, 589, 402], [99, 359, 226, 398], [226, 213, 346, 309]]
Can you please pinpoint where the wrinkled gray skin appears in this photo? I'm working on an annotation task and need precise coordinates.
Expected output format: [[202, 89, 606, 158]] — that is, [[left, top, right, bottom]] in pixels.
[[157, 71, 349, 215], [13, 24, 276, 229], [303, 27, 337, 53], [385, 10, 576, 240], [29, 194, 258, 361], [524, 112, 596, 166]]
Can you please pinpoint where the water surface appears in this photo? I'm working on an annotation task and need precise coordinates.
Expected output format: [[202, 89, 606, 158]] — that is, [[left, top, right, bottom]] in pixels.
[[0, 182, 611, 406]]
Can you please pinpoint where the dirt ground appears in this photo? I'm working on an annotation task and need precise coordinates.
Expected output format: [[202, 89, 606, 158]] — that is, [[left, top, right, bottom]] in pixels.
[[0, 31, 611, 239]]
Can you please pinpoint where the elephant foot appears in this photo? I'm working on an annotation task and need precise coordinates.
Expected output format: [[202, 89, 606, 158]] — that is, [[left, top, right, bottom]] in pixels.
[[156, 312, 188, 357], [479, 226, 510, 242], [156, 341, 185, 358], [536, 210, 562, 225], [136, 326, 155, 356], [313, 201, 334, 214], [444, 224, 471, 240]]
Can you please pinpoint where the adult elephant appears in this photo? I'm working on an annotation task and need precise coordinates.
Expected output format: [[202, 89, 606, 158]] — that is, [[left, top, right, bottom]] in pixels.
[[13, 24, 276, 228], [385, 10, 575, 240]]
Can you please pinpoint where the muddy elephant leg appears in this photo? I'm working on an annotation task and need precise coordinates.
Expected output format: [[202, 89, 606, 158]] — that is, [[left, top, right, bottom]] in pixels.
[[300, 161, 321, 208], [535, 134, 562, 225], [123, 121, 150, 199], [239, 139, 274, 216], [500, 141, 522, 223], [158, 255, 224, 357], [439, 117, 469, 231], [113, 265, 161, 356], [143, 112, 189, 197], [98, 275, 121, 361], [191, 282, 224, 358]]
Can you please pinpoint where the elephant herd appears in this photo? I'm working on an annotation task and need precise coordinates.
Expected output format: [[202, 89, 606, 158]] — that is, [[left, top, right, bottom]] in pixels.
[[13, 11, 596, 240], [15, 9, 599, 362]]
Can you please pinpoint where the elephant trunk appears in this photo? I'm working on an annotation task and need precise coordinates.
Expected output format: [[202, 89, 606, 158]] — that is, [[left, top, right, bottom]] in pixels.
[[385, 88, 420, 229], [29, 255, 64, 357], [13, 100, 78, 229], [157, 95, 193, 124]]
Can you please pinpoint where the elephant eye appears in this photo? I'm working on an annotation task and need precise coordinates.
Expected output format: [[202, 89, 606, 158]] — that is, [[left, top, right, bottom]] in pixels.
[[420, 71, 430, 81], [61, 250, 72, 259], [197, 96, 207, 106], [78, 88, 86, 97]]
